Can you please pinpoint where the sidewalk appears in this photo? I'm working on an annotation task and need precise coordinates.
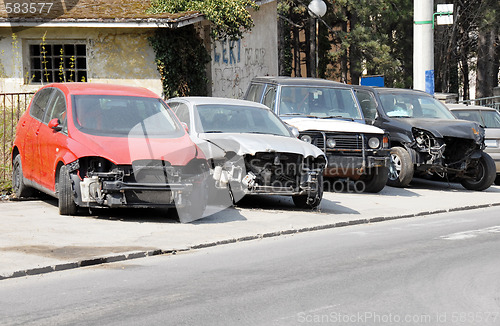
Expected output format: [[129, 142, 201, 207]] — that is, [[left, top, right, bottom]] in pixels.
[[2, 179, 500, 280]]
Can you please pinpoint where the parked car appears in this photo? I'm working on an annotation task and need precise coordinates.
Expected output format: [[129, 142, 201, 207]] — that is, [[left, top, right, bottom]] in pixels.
[[244, 76, 390, 193], [12, 83, 209, 222], [166, 97, 326, 208], [353, 86, 496, 190], [448, 104, 500, 185]]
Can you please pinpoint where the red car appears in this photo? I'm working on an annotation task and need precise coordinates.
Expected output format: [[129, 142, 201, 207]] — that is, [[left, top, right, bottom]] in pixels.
[[12, 83, 208, 221]]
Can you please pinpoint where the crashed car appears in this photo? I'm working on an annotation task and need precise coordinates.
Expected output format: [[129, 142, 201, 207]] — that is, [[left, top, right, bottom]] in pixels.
[[166, 97, 327, 208], [353, 86, 496, 190], [448, 104, 500, 185], [12, 83, 208, 222], [244, 76, 390, 193]]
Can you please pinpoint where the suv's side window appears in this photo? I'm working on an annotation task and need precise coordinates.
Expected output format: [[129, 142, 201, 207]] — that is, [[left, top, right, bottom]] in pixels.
[[262, 86, 277, 111], [355, 90, 378, 122], [245, 84, 264, 102], [30, 88, 54, 121]]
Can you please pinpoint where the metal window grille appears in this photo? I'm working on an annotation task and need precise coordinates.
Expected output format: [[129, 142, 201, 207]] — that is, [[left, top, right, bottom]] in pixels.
[[29, 43, 87, 84]]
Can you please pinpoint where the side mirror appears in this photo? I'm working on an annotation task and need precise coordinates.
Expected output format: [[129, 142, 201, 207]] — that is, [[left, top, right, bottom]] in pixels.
[[48, 118, 62, 131], [289, 126, 300, 138], [181, 122, 189, 133]]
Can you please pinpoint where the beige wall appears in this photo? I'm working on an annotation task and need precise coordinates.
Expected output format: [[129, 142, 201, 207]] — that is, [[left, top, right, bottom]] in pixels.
[[210, 1, 278, 98], [0, 27, 163, 94]]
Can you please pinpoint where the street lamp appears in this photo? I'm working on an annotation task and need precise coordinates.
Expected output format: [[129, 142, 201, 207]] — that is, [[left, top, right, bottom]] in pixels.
[[308, 0, 327, 18], [308, 0, 327, 78]]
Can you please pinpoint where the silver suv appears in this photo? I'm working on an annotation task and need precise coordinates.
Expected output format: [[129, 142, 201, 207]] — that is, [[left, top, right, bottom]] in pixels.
[[244, 77, 390, 193]]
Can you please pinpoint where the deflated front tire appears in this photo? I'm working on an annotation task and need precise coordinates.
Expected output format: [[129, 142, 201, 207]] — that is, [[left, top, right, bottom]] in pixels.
[[460, 152, 496, 191]]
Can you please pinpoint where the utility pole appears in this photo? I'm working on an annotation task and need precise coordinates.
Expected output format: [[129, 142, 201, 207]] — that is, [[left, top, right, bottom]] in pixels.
[[413, 0, 434, 94]]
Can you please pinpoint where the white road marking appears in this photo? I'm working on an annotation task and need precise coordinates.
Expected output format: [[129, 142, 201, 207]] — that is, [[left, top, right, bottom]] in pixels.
[[440, 226, 500, 240]]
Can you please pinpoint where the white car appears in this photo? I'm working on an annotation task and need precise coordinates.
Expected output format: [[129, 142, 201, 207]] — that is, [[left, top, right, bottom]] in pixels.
[[166, 97, 327, 208], [449, 104, 500, 185]]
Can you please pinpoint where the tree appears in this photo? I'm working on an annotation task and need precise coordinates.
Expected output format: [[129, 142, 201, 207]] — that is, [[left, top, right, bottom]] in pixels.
[[434, 0, 499, 99], [278, 0, 413, 87]]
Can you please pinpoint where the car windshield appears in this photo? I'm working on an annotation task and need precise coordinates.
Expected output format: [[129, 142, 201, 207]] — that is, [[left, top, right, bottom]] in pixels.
[[453, 109, 500, 128], [278, 86, 362, 119], [73, 95, 182, 138], [379, 93, 456, 119], [195, 104, 292, 136]]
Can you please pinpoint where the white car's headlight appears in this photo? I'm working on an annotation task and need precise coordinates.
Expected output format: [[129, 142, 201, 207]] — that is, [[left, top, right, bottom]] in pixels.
[[368, 137, 380, 149]]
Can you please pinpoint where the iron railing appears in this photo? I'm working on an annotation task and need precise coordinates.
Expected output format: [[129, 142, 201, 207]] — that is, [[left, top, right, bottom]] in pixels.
[[1, 92, 34, 189], [460, 95, 500, 111]]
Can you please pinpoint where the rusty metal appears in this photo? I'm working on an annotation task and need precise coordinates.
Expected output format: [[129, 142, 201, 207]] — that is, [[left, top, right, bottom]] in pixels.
[[0, 92, 35, 190]]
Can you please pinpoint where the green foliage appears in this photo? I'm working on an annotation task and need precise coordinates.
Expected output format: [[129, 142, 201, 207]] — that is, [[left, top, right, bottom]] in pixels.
[[149, 26, 211, 98], [149, 0, 259, 40], [280, 0, 412, 87]]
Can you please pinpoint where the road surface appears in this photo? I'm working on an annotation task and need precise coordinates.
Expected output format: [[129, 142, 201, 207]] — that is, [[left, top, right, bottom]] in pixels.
[[1, 206, 500, 325]]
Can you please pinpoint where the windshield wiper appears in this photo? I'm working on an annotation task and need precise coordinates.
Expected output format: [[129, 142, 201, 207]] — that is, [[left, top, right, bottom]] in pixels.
[[281, 113, 303, 116], [319, 115, 355, 121], [204, 130, 224, 133]]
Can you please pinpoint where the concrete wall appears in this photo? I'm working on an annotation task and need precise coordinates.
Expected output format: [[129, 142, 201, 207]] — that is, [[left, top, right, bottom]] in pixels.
[[0, 1, 278, 98], [0, 27, 162, 94], [210, 1, 278, 98]]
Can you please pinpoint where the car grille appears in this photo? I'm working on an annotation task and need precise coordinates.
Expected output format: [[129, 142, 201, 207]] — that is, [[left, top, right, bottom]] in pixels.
[[315, 134, 362, 150], [304, 132, 363, 151]]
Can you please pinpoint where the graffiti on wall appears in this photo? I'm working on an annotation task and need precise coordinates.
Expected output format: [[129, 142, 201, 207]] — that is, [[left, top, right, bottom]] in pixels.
[[212, 39, 269, 98]]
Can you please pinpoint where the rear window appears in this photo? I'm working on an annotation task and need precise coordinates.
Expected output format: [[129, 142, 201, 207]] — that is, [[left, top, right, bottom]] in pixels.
[[73, 95, 183, 138]]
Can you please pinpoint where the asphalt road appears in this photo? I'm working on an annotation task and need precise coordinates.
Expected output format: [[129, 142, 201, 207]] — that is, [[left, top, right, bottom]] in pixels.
[[1, 206, 500, 326]]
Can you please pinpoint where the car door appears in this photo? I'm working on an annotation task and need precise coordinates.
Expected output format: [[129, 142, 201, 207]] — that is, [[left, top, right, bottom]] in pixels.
[[37, 89, 69, 190], [22, 88, 54, 183]]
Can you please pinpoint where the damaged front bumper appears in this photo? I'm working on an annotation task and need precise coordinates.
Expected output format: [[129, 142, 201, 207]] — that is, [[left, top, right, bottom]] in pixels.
[[210, 152, 325, 196], [410, 128, 484, 176], [68, 159, 200, 209]]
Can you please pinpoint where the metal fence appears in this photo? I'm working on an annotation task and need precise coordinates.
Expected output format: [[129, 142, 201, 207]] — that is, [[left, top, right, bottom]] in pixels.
[[1, 92, 34, 190], [460, 95, 500, 111]]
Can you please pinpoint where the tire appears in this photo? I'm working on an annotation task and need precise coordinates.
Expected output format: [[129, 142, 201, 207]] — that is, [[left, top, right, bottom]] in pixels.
[[12, 155, 35, 198], [293, 174, 323, 209], [58, 165, 78, 215], [361, 166, 389, 193], [460, 152, 496, 191], [387, 146, 414, 188], [495, 175, 500, 186]]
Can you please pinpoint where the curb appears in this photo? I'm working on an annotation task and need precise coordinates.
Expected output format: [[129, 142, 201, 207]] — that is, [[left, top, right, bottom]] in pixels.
[[2, 202, 500, 281]]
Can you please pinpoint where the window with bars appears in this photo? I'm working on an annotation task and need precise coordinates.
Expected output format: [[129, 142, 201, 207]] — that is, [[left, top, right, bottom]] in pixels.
[[28, 42, 87, 84]]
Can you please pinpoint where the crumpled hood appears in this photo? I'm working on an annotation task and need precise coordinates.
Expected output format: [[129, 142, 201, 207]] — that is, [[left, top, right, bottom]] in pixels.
[[396, 118, 484, 140], [199, 133, 325, 158], [68, 133, 199, 166], [282, 117, 384, 134]]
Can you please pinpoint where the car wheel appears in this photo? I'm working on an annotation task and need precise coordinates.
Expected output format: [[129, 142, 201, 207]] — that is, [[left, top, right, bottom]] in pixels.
[[495, 175, 500, 186], [387, 146, 414, 188], [360, 166, 389, 193], [293, 174, 323, 209], [12, 155, 35, 198], [460, 152, 496, 191], [58, 165, 78, 215]]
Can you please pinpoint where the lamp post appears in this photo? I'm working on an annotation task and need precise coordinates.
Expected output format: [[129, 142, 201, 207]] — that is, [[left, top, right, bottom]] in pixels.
[[308, 0, 327, 78]]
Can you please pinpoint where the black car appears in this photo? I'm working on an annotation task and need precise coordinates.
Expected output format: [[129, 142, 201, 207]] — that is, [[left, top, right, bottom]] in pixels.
[[353, 86, 496, 191], [245, 77, 390, 193]]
